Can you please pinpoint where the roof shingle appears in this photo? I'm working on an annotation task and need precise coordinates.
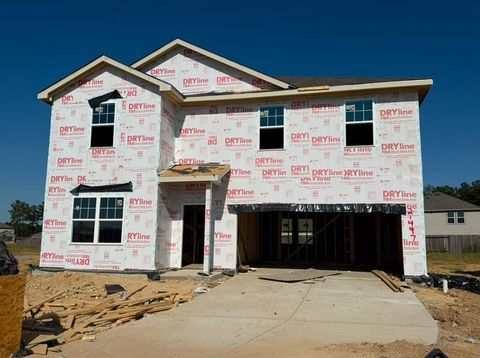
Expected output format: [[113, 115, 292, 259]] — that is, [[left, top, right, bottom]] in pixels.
[[276, 76, 423, 88], [424, 192, 480, 211]]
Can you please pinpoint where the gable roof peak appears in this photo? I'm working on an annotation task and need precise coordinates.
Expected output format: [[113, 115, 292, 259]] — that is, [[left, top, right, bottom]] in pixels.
[[131, 38, 293, 90], [38, 55, 183, 104]]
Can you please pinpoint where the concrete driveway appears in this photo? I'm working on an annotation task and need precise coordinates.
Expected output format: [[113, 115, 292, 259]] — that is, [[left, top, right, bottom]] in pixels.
[[60, 269, 437, 358]]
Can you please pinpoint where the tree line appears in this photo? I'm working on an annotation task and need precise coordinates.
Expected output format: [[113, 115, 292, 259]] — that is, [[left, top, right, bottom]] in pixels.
[[424, 180, 480, 206], [7, 200, 44, 237]]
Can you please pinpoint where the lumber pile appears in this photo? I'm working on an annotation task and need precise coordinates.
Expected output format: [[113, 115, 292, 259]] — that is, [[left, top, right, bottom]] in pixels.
[[21, 286, 191, 354], [371, 270, 405, 292]]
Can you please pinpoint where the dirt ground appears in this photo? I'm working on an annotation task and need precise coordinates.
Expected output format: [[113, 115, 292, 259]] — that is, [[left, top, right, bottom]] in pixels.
[[24, 271, 201, 307], [20, 271, 211, 356], [8, 245, 480, 357]]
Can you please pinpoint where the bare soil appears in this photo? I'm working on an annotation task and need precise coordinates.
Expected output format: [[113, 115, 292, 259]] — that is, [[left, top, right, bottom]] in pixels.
[[10, 245, 480, 357], [21, 271, 211, 356], [24, 271, 200, 307]]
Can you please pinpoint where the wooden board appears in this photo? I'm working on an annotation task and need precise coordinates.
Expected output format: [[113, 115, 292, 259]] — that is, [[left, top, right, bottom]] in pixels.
[[259, 269, 341, 283], [31, 343, 48, 355], [23, 290, 67, 315]]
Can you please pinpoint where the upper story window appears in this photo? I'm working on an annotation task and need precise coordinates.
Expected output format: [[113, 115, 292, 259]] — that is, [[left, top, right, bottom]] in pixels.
[[345, 100, 373, 146], [72, 196, 124, 244], [91, 103, 115, 147], [446, 211, 465, 224], [259, 106, 284, 149]]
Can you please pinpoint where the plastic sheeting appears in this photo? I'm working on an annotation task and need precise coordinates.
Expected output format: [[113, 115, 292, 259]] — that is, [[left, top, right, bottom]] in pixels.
[[0, 242, 19, 275], [414, 273, 480, 295], [70, 182, 133, 195], [229, 203, 406, 214], [88, 90, 122, 108]]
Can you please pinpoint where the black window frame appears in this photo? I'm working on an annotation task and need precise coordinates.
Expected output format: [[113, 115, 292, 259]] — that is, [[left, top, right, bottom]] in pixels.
[[259, 106, 284, 150], [345, 99, 374, 147], [91, 102, 115, 148], [72, 198, 97, 243], [71, 196, 124, 244]]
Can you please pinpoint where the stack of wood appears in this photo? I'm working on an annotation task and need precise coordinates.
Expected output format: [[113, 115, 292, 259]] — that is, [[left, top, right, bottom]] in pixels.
[[21, 285, 191, 354], [371, 270, 405, 292]]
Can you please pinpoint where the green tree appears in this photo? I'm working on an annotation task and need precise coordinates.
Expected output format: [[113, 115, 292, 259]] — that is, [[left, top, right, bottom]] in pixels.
[[8, 200, 44, 237], [425, 180, 480, 206], [26, 203, 44, 227], [8, 200, 30, 225]]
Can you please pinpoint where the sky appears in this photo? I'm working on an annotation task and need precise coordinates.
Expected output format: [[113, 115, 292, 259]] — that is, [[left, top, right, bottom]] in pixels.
[[0, 0, 479, 222]]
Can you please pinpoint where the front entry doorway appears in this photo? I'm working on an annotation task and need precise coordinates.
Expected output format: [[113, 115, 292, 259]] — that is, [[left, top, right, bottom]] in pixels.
[[182, 205, 205, 266]]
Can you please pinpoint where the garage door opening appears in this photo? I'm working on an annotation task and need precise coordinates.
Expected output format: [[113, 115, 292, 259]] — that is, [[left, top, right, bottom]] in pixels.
[[237, 211, 403, 273]]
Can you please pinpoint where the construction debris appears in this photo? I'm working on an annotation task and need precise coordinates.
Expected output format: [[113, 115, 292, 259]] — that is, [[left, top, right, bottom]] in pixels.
[[104, 284, 125, 295], [258, 269, 341, 283], [414, 273, 480, 295], [193, 287, 209, 294], [30, 344, 48, 355], [21, 289, 190, 349], [81, 335, 96, 342], [124, 284, 147, 299], [371, 270, 405, 292], [20, 272, 198, 354]]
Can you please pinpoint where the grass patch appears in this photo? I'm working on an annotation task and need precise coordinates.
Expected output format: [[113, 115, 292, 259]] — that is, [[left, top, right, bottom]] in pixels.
[[427, 252, 480, 275], [5, 243, 40, 273], [6, 243, 40, 256]]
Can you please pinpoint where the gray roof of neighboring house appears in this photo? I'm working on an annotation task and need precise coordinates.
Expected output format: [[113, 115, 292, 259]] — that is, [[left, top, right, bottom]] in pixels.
[[424, 192, 480, 212], [0, 222, 13, 229], [276, 76, 423, 88]]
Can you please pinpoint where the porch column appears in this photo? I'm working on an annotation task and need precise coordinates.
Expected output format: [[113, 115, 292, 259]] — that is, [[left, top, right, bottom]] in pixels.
[[203, 182, 215, 273]]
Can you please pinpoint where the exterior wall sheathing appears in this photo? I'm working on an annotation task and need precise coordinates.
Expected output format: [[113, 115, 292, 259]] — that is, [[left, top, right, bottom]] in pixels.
[[41, 67, 162, 271], [40, 46, 428, 276]]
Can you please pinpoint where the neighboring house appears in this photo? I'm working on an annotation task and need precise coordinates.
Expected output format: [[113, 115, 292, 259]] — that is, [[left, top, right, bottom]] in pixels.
[[31, 232, 42, 240], [0, 223, 15, 242], [37, 38, 432, 276], [425, 192, 480, 252], [14, 232, 42, 246]]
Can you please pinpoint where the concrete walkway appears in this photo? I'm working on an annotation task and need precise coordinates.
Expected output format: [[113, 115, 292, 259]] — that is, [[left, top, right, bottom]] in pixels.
[[59, 269, 438, 358]]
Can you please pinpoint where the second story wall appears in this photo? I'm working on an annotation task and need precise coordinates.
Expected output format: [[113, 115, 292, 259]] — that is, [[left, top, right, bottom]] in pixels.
[[160, 97, 177, 168], [141, 46, 277, 95], [174, 91, 423, 206]]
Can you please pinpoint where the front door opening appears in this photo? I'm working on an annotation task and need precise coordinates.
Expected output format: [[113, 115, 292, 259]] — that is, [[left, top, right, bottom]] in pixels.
[[182, 205, 205, 267]]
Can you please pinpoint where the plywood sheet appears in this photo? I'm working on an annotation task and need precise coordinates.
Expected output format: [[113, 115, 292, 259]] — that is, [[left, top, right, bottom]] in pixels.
[[258, 269, 341, 283]]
